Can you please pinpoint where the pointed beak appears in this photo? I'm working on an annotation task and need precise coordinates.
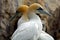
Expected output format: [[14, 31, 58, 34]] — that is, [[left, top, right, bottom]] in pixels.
[[37, 7, 52, 16]]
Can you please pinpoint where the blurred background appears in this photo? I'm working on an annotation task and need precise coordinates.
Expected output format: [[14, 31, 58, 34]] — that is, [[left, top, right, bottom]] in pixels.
[[0, 0, 60, 40]]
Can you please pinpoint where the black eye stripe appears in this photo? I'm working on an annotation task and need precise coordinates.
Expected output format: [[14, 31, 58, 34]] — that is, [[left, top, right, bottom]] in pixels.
[[37, 7, 43, 10]]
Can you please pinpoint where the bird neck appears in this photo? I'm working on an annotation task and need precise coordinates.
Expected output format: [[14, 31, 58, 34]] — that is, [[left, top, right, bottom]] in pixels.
[[22, 12, 29, 21], [28, 11, 39, 20]]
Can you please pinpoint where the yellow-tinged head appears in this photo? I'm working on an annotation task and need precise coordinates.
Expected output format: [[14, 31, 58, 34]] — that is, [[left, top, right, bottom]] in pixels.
[[16, 5, 29, 13], [29, 3, 43, 11], [29, 3, 52, 16], [16, 5, 29, 21]]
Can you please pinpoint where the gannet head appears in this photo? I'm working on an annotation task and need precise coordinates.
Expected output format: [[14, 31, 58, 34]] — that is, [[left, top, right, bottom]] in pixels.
[[16, 5, 29, 13], [29, 3, 52, 16], [16, 5, 29, 21]]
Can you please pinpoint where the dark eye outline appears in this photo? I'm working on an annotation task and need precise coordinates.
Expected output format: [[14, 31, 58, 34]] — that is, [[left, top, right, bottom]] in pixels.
[[16, 11, 20, 13], [37, 7, 43, 10]]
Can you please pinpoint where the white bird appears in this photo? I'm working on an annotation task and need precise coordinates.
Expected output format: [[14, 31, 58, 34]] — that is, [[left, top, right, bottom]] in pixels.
[[27, 3, 54, 40], [11, 3, 54, 40]]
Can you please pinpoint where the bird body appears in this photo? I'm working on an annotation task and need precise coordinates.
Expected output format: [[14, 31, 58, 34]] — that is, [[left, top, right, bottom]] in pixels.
[[12, 12, 42, 39], [28, 12, 43, 32], [12, 21, 39, 40]]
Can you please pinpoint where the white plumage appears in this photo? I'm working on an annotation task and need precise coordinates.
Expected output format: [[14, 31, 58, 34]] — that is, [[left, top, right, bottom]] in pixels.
[[12, 21, 39, 40], [11, 11, 43, 40]]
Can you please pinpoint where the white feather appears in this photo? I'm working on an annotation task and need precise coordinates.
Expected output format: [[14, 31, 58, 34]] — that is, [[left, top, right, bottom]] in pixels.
[[11, 21, 39, 40]]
